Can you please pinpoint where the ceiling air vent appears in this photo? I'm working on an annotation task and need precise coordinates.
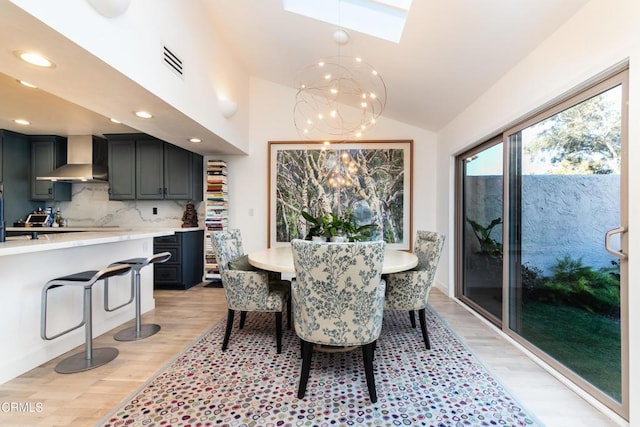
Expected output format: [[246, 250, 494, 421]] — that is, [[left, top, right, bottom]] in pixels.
[[163, 45, 183, 78]]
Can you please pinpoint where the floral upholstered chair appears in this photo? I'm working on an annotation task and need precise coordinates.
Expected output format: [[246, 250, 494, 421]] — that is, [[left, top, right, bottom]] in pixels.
[[384, 230, 445, 350], [211, 229, 290, 354], [290, 239, 386, 403]]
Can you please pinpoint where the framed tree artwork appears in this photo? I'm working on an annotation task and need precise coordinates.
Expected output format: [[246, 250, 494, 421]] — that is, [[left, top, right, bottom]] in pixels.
[[268, 140, 413, 250]]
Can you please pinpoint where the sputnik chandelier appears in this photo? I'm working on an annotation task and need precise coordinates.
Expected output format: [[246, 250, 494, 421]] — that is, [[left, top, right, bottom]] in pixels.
[[294, 29, 386, 140]]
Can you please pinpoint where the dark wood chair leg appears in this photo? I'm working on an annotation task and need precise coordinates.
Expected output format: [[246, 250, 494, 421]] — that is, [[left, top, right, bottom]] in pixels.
[[222, 309, 234, 351], [409, 310, 416, 328], [362, 341, 377, 403], [287, 295, 292, 329], [275, 312, 283, 354], [418, 308, 430, 349], [298, 340, 313, 399], [239, 311, 247, 329]]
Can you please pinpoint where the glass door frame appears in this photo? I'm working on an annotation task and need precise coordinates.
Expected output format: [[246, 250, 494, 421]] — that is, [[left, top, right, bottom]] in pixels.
[[503, 69, 628, 419], [454, 135, 503, 327], [455, 68, 629, 419]]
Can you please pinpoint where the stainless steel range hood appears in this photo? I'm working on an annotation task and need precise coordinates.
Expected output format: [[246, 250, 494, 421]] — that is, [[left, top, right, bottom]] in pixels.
[[36, 135, 108, 182]]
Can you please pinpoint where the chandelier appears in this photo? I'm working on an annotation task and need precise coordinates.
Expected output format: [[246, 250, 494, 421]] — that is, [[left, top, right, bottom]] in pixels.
[[294, 30, 386, 140]]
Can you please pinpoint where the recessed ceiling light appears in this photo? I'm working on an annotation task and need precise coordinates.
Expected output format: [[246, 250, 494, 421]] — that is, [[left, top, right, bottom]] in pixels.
[[18, 80, 37, 88], [134, 111, 153, 119], [16, 51, 55, 68], [110, 118, 121, 123], [189, 138, 202, 143], [14, 119, 31, 125]]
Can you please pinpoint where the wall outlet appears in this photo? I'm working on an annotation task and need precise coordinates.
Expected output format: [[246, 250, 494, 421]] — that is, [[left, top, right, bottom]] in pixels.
[[152, 207, 158, 215]]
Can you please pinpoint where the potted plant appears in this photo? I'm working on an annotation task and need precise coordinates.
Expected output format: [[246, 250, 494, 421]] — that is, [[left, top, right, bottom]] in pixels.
[[300, 210, 331, 241], [301, 210, 377, 242], [324, 213, 348, 242]]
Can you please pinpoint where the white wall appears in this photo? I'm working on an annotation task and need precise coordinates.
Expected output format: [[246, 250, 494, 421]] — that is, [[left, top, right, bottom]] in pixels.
[[436, 0, 638, 423], [10, 0, 250, 151], [212, 77, 438, 254]]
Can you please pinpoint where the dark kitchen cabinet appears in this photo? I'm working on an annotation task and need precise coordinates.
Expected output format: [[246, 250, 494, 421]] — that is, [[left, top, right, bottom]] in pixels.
[[136, 139, 165, 199], [30, 135, 71, 201], [0, 130, 42, 224], [108, 139, 136, 200], [164, 143, 198, 200], [153, 229, 204, 290], [106, 133, 202, 201], [191, 152, 203, 202], [137, 139, 201, 200]]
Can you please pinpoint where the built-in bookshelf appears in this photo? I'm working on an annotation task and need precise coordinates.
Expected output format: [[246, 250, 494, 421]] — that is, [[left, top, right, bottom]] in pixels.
[[203, 160, 228, 284]]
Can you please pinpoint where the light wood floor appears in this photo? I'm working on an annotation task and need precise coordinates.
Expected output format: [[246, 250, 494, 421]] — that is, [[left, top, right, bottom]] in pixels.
[[0, 284, 622, 427]]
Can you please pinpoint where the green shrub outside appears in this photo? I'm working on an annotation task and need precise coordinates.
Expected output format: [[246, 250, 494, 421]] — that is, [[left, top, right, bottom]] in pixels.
[[524, 256, 620, 318]]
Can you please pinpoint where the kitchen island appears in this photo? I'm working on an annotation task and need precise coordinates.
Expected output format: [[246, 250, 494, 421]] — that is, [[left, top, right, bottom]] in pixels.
[[0, 228, 180, 384]]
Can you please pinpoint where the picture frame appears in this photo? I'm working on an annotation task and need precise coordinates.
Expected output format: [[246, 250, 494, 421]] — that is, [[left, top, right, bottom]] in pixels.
[[268, 140, 413, 250]]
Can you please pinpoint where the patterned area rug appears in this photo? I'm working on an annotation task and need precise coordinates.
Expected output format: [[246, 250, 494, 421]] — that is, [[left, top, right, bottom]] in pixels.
[[99, 308, 540, 426]]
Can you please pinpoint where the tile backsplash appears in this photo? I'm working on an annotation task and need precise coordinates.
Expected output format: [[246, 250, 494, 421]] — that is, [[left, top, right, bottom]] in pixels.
[[48, 183, 204, 228]]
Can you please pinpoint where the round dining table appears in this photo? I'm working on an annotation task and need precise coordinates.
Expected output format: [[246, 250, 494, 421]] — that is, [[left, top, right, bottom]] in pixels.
[[248, 245, 418, 274]]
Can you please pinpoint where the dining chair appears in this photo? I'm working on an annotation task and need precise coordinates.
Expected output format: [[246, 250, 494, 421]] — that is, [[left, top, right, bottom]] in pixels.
[[384, 230, 445, 350], [290, 239, 386, 403], [211, 229, 290, 353]]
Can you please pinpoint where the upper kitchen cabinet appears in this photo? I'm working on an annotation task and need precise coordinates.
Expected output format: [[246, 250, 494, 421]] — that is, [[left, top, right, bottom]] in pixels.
[[163, 143, 202, 200], [106, 134, 203, 201], [136, 138, 166, 199], [1, 130, 42, 224], [30, 135, 71, 201], [108, 138, 136, 200]]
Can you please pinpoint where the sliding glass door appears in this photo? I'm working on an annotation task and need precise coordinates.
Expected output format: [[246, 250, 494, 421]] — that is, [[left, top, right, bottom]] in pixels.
[[458, 139, 503, 322], [456, 69, 628, 418]]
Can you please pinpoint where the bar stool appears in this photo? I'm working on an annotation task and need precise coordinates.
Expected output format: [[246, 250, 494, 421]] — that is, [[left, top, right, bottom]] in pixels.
[[41, 264, 132, 374], [105, 252, 172, 341]]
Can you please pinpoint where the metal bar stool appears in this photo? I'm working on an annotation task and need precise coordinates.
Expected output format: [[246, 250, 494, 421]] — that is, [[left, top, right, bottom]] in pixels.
[[41, 264, 132, 374], [105, 251, 172, 341]]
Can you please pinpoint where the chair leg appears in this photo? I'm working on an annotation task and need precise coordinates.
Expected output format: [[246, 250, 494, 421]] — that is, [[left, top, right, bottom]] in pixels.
[[362, 341, 378, 403], [298, 340, 314, 399], [222, 309, 234, 351], [418, 308, 430, 350], [286, 295, 292, 329], [239, 311, 247, 329], [275, 312, 283, 354], [409, 310, 416, 328]]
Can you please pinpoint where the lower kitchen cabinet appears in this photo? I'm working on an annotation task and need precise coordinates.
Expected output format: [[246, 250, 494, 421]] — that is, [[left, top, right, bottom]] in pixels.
[[153, 229, 204, 290]]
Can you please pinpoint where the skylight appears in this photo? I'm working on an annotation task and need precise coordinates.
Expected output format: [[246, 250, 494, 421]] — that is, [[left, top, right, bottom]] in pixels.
[[283, 0, 412, 43]]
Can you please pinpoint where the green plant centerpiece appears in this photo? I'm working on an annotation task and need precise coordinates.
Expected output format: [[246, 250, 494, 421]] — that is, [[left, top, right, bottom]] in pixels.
[[300, 210, 377, 242]]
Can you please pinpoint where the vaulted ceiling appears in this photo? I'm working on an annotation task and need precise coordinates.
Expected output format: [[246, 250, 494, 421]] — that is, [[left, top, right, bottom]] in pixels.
[[0, 0, 590, 153]]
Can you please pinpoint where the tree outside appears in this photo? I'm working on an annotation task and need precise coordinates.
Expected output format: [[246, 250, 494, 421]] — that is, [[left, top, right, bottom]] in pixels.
[[524, 86, 621, 175]]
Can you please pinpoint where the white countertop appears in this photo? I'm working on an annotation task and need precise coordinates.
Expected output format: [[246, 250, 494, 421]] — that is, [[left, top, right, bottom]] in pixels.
[[6, 226, 202, 233], [0, 228, 182, 257]]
